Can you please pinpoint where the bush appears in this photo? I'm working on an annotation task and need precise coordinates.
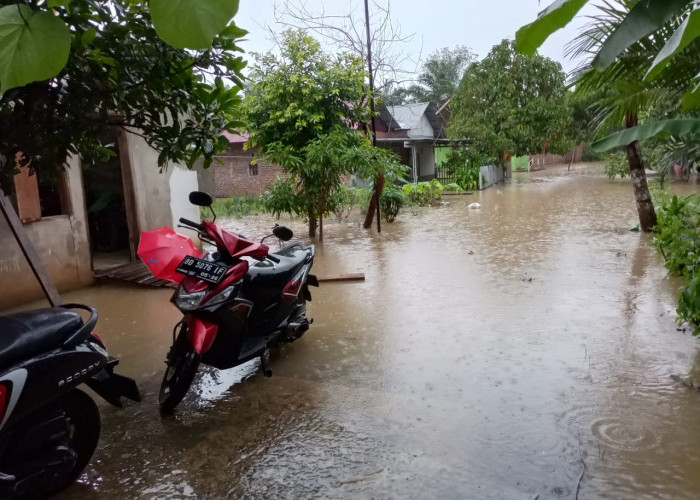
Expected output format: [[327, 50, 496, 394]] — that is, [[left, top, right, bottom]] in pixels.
[[604, 152, 628, 179], [402, 179, 444, 206], [443, 183, 463, 193], [260, 177, 302, 219], [441, 148, 483, 191], [380, 189, 405, 222], [652, 190, 700, 334]]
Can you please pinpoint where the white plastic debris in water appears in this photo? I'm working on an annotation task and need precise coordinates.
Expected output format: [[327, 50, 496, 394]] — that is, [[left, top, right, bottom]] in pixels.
[[468, 202, 481, 209]]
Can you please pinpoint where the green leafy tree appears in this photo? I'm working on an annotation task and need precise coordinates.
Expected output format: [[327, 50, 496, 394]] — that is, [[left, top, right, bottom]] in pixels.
[[245, 30, 397, 239], [448, 40, 572, 163], [0, 0, 247, 188]]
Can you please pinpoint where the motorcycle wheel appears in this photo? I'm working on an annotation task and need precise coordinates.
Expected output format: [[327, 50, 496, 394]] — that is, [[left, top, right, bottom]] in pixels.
[[10, 389, 101, 499], [159, 324, 200, 412]]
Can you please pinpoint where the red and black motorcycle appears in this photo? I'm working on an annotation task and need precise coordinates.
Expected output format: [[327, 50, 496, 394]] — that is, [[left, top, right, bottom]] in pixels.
[[139, 191, 318, 411]]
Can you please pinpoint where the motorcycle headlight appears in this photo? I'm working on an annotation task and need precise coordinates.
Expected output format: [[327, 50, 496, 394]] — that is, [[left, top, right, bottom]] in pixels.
[[203, 285, 238, 310], [174, 289, 206, 311]]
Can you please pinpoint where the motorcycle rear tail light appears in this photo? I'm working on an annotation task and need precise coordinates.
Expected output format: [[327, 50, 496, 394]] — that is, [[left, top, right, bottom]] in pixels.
[[284, 268, 306, 297], [0, 383, 9, 423]]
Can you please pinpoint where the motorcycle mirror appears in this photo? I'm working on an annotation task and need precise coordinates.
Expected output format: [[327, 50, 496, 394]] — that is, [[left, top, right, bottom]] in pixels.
[[189, 191, 213, 207], [273, 225, 293, 241]]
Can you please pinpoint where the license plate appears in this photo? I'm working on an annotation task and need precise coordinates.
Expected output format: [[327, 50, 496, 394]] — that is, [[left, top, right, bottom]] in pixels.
[[176, 256, 227, 284]]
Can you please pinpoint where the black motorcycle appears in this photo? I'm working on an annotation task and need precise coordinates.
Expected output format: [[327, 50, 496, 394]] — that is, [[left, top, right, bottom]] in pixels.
[[0, 304, 140, 499], [139, 191, 318, 411]]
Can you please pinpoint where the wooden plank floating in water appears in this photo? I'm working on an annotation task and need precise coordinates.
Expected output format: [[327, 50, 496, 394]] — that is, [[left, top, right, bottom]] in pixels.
[[95, 262, 365, 287], [317, 273, 365, 283]]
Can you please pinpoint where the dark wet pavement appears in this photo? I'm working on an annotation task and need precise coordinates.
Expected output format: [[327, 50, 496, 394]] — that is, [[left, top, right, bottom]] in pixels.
[[41, 166, 700, 499]]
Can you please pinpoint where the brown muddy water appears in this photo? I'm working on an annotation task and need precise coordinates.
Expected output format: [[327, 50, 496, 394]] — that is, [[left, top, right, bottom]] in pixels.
[[37, 167, 700, 499]]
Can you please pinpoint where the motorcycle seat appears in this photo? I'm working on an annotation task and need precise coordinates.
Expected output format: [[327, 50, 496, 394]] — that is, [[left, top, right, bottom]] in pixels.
[[0, 308, 83, 367], [245, 246, 308, 296]]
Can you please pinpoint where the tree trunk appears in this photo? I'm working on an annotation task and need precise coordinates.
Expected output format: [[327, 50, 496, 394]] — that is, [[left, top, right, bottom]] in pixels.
[[319, 212, 324, 242], [363, 173, 385, 229], [624, 112, 657, 232], [308, 207, 317, 238], [625, 139, 657, 232]]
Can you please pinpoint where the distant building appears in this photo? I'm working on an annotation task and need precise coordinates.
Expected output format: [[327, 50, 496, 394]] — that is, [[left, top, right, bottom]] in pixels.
[[210, 132, 288, 198], [375, 101, 454, 182]]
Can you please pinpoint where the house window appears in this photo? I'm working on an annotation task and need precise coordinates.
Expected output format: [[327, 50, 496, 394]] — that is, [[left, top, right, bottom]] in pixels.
[[12, 162, 71, 223], [249, 162, 259, 176]]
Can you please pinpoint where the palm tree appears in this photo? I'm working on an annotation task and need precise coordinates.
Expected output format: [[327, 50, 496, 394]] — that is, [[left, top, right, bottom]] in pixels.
[[567, 0, 699, 231]]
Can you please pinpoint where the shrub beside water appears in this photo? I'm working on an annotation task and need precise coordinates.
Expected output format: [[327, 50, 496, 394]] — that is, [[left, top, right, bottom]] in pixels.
[[652, 190, 700, 335], [203, 195, 266, 218], [402, 179, 444, 206]]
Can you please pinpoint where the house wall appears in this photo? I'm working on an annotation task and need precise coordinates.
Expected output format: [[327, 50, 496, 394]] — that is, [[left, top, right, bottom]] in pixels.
[[212, 143, 288, 197], [123, 135, 175, 231], [0, 156, 92, 309], [169, 168, 201, 241], [417, 143, 436, 180]]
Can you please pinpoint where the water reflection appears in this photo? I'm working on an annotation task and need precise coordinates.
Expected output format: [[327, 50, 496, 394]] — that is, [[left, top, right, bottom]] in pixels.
[[42, 169, 700, 499]]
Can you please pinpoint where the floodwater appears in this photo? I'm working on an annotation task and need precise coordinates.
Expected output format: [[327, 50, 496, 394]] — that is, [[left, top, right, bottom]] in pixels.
[[44, 164, 700, 499]]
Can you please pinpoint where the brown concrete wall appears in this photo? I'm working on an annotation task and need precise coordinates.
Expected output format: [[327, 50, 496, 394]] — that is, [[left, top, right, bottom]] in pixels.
[[213, 143, 288, 197], [0, 156, 92, 309]]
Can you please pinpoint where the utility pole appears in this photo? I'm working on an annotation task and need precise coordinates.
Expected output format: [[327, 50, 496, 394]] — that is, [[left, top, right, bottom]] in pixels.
[[362, 0, 383, 232]]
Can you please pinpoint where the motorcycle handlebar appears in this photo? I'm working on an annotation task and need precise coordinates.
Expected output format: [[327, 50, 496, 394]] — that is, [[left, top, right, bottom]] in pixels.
[[179, 217, 203, 231]]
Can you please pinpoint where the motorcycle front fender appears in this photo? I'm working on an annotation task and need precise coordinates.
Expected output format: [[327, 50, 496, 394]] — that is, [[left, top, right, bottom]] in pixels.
[[187, 316, 219, 355]]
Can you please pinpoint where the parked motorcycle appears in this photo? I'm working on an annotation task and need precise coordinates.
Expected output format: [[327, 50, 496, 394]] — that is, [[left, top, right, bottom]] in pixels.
[[139, 191, 318, 412], [0, 303, 141, 499]]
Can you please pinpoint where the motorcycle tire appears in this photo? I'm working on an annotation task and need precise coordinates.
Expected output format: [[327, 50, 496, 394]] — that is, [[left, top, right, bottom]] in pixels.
[[3, 389, 101, 499], [46, 389, 101, 495], [159, 324, 200, 412]]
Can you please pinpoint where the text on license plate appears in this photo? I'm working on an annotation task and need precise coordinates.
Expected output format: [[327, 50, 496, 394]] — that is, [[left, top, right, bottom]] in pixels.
[[176, 256, 227, 283]]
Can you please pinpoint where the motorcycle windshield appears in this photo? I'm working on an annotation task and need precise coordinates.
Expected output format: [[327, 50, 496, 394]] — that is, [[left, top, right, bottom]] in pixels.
[[138, 226, 203, 284]]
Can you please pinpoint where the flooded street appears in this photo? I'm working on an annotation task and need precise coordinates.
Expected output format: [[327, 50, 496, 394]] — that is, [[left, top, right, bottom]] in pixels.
[[47, 166, 700, 499]]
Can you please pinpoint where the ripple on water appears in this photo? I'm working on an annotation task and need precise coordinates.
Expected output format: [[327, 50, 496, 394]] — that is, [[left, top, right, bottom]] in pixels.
[[590, 417, 660, 452]]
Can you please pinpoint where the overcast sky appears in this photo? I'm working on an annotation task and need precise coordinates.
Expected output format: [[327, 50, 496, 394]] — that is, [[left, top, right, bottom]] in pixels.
[[236, 0, 598, 79]]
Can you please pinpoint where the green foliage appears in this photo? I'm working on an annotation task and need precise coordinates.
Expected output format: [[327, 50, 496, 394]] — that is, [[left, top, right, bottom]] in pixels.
[[652, 191, 700, 334], [604, 152, 628, 179], [206, 195, 265, 218], [380, 189, 405, 222], [150, 0, 240, 49], [402, 179, 444, 207], [448, 40, 572, 161], [592, 119, 700, 152], [328, 185, 366, 222], [260, 176, 301, 219], [245, 30, 369, 154], [0, 4, 70, 91], [443, 183, 463, 193], [244, 30, 390, 239], [515, 0, 588, 56], [441, 148, 486, 191], [0, 0, 247, 189], [0, 0, 242, 93]]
